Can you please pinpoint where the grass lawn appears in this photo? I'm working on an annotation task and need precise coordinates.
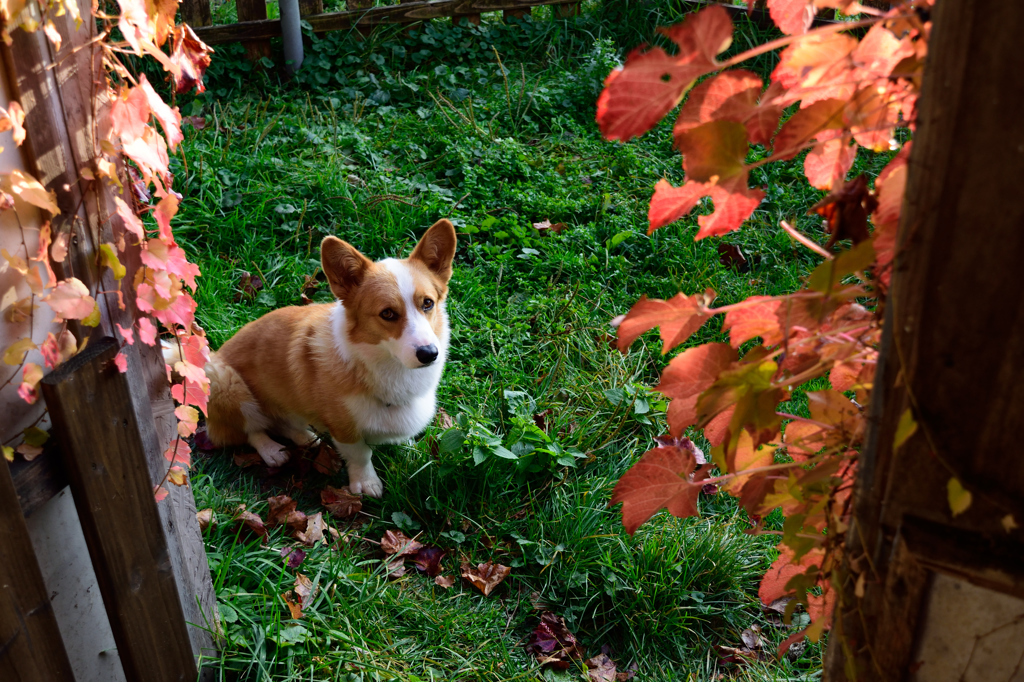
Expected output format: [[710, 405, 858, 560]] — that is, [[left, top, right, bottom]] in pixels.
[[165, 3, 892, 679]]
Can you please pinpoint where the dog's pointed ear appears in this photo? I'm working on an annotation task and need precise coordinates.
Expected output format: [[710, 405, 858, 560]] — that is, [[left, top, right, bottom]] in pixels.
[[410, 219, 457, 283], [321, 236, 373, 301]]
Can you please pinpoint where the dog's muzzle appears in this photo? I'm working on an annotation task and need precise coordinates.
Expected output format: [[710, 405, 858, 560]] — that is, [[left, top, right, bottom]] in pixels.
[[415, 344, 439, 366]]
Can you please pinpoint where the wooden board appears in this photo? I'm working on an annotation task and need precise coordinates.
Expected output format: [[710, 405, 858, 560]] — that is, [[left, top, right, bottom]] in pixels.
[[42, 337, 198, 682], [0, 459, 76, 681], [824, 0, 1024, 678], [236, 0, 272, 58], [10, 445, 68, 517]]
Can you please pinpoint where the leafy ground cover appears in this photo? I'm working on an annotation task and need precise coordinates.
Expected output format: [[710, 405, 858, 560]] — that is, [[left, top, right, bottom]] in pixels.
[[168, 2, 892, 679]]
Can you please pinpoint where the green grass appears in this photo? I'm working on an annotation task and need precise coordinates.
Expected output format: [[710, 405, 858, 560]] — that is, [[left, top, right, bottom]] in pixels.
[[166, 3, 893, 679]]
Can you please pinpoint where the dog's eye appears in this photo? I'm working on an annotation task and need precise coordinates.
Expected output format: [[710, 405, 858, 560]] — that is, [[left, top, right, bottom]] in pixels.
[[380, 308, 398, 321], [422, 298, 434, 311]]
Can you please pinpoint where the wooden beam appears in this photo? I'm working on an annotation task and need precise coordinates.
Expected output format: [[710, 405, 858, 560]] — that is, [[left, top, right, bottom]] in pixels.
[[10, 444, 68, 518], [42, 338, 199, 682], [824, 1, 1024, 679], [195, 0, 581, 43], [0, 459, 76, 681]]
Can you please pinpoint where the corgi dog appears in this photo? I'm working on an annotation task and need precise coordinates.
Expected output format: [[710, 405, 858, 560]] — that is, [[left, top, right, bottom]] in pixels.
[[171, 219, 456, 497]]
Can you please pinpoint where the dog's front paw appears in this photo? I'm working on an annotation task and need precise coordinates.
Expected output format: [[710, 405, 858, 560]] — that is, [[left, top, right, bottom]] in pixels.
[[348, 469, 384, 498], [257, 443, 290, 468]]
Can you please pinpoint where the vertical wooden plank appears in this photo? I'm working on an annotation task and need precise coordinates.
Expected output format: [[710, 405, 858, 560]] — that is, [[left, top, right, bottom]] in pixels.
[[180, 0, 213, 27], [0, 461, 76, 682], [42, 337, 198, 682], [347, 0, 374, 35], [824, 0, 1024, 679], [299, 0, 323, 17], [237, 0, 272, 59]]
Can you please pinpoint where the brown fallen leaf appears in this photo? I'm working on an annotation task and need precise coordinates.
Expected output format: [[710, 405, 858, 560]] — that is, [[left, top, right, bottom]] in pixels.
[[285, 510, 308, 535], [525, 612, 586, 669], [295, 512, 325, 546], [233, 451, 263, 468], [717, 242, 748, 271], [282, 590, 303, 619], [280, 546, 306, 568], [460, 561, 511, 597], [321, 485, 362, 518], [267, 495, 298, 528], [234, 509, 268, 542], [196, 508, 214, 532], [312, 443, 342, 475], [381, 530, 424, 557], [434, 575, 455, 589], [294, 573, 313, 604], [411, 547, 446, 577], [387, 557, 407, 579], [436, 408, 454, 429], [587, 653, 617, 681], [532, 219, 567, 235]]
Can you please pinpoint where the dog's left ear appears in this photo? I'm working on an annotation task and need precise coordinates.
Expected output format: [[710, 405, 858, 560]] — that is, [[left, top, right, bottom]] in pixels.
[[410, 219, 457, 284]]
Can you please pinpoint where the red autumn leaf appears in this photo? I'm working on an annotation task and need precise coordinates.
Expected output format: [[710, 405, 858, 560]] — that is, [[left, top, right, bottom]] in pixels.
[[723, 296, 784, 347], [773, 99, 847, 160], [460, 561, 511, 596], [44, 277, 95, 320], [597, 6, 734, 142], [704, 406, 734, 447], [170, 24, 213, 95], [111, 85, 149, 142], [766, 0, 814, 35], [656, 343, 737, 436], [282, 591, 303, 619], [675, 70, 783, 146], [285, 510, 309, 535], [138, 74, 183, 150], [266, 495, 298, 528], [804, 136, 858, 191], [313, 444, 343, 475], [234, 509, 268, 542], [615, 290, 714, 354], [772, 33, 858, 107], [722, 431, 778, 494], [810, 174, 877, 247], [381, 530, 424, 557], [648, 177, 765, 239], [321, 485, 362, 518], [610, 442, 712, 534], [759, 544, 825, 606], [525, 612, 586, 670], [677, 119, 749, 184], [411, 547, 446, 577]]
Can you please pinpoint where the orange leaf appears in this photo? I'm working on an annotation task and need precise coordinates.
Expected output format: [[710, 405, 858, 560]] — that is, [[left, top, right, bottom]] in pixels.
[[759, 544, 824, 606], [677, 119, 749, 183], [609, 443, 711, 534], [597, 6, 733, 142], [460, 561, 511, 596], [170, 25, 213, 95], [766, 0, 814, 36], [804, 136, 858, 191], [615, 290, 714, 354], [656, 342, 737, 436], [675, 70, 783, 146], [772, 98, 846, 160]]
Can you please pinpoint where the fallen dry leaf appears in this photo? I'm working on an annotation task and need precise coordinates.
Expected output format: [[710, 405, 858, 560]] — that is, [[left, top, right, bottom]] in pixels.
[[436, 408, 454, 429], [587, 653, 617, 681], [267, 495, 298, 528], [321, 485, 362, 518], [280, 547, 306, 569], [381, 530, 424, 557], [412, 547, 446, 577], [717, 242, 748, 271], [194, 428, 215, 451], [312, 443, 342, 475], [460, 561, 511, 597], [282, 590, 303, 619], [294, 573, 313, 603], [234, 510, 268, 542], [285, 510, 308, 535], [434, 575, 455, 589], [387, 557, 407, 579], [295, 512, 325, 546], [196, 508, 214, 532], [532, 220, 568, 235], [526, 612, 586, 670]]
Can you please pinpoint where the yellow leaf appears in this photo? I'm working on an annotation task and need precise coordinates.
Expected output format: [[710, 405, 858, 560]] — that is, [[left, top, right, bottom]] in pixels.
[[168, 466, 187, 486], [9, 169, 60, 215], [1002, 514, 1018, 533], [22, 426, 48, 447], [2, 247, 28, 274], [947, 477, 972, 517], [2, 445, 13, 462], [3, 337, 36, 364], [99, 243, 126, 280], [81, 301, 101, 327], [893, 408, 917, 451], [0, 285, 16, 311]]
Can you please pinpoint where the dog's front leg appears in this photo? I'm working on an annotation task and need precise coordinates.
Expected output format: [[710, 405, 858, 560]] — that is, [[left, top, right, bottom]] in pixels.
[[333, 438, 383, 498]]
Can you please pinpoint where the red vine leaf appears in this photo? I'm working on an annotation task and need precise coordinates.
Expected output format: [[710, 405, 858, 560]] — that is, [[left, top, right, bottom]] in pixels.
[[810, 174, 877, 248], [525, 612, 586, 669], [766, 0, 815, 36], [170, 24, 213, 95], [773, 98, 846, 160], [804, 136, 858, 191], [656, 343, 737, 436], [648, 177, 765, 239], [411, 547, 446, 577], [597, 5, 734, 142], [615, 290, 714, 354], [675, 70, 783, 147], [610, 441, 711, 534]]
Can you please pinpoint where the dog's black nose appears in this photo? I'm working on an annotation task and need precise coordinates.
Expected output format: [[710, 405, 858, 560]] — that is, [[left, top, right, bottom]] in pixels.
[[416, 344, 439, 365]]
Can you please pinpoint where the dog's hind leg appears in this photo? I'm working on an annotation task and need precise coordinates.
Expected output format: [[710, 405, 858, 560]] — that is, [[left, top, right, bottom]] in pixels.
[[332, 438, 383, 498], [239, 402, 290, 467], [278, 417, 317, 447]]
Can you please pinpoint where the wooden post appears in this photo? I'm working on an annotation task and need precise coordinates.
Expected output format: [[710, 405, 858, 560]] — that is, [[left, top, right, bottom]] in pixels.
[[180, 0, 212, 27], [0, 460, 76, 681], [237, 0, 272, 59], [824, 1, 1024, 679], [299, 0, 323, 17], [42, 338, 199, 682]]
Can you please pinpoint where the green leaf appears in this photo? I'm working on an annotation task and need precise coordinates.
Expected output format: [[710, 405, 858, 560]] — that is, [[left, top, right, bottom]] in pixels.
[[603, 388, 626, 406], [490, 444, 517, 460], [608, 230, 633, 248], [22, 426, 49, 447], [2, 445, 13, 462], [439, 428, 466, 454], [893, 408, 917, 451], [947, 477, 972, 517], [391, 511, 421, 533], [808, 240, 875, 294], [99, 243, 126, 280]]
